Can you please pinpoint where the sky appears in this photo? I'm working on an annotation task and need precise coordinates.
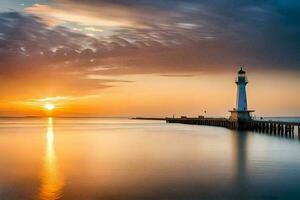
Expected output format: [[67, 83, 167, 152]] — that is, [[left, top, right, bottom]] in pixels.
[[0, 0, 300, 117]]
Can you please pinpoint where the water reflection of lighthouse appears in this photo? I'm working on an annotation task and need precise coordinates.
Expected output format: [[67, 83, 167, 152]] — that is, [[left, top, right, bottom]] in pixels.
[[39, 117, 64, 200], [232, 130, 249, 198]]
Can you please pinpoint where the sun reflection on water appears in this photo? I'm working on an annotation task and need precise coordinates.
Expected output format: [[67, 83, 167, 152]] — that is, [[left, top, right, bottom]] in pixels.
[[39, 117, 64, 200]]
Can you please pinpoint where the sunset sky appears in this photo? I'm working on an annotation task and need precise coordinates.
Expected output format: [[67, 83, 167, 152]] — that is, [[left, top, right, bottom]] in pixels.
[[0, 0, 300, 117]]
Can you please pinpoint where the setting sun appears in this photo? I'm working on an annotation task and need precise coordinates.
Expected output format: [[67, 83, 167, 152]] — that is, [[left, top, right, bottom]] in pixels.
[[44, 103, 55, 111]]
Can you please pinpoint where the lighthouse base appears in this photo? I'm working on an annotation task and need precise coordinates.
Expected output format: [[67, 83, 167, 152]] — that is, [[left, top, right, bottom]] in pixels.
[[229, 110, 254, 122], [229, 110, 254, 130]]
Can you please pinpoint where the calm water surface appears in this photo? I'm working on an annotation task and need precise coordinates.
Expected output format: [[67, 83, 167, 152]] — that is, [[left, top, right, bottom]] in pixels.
[[1, 118, 300, 200]]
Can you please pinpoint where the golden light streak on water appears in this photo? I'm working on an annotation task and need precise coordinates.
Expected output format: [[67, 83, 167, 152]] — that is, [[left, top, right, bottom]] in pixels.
[[38, 117, 65, 200]]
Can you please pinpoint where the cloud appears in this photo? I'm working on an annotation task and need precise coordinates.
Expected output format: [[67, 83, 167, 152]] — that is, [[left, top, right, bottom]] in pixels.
[[160, 74, 196, 78], [0, 12, 133, 100], [22, 0, 300, 71], [24, 0, 213, 39], [25, 3, 140, 28], [1, 0, 300, 101]]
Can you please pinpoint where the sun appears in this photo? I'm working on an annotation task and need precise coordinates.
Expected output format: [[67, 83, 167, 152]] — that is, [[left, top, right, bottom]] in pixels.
[[44, 103, 55, 111]]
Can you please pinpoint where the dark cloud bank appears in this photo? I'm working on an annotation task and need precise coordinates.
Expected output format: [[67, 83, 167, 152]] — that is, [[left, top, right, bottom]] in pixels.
[[0, 0, 300, 97]]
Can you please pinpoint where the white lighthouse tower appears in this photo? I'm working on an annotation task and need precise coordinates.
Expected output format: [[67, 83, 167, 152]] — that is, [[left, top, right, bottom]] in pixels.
[[236, 68, 248, 111], [230, 67, 254, 122]]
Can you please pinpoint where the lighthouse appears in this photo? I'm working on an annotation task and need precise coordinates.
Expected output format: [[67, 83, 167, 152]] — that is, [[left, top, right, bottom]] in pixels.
[[236, 68, 248, 111], [229, 67, 254, 123]]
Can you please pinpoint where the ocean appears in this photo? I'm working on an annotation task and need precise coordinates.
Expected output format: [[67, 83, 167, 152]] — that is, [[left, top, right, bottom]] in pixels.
[[0, 117, 300, 200]]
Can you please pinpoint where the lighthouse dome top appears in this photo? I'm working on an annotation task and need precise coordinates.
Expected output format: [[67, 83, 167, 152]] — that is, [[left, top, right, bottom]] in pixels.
[[238, 67, 246, 74]]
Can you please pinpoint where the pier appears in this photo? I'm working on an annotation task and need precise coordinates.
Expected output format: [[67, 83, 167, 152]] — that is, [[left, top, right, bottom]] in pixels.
[[166, 117, 237, 129], [166, 117, 300, 139]]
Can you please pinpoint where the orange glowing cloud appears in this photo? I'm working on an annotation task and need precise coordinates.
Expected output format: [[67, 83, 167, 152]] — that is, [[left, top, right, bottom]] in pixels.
[[25, 3, 145, 28]]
